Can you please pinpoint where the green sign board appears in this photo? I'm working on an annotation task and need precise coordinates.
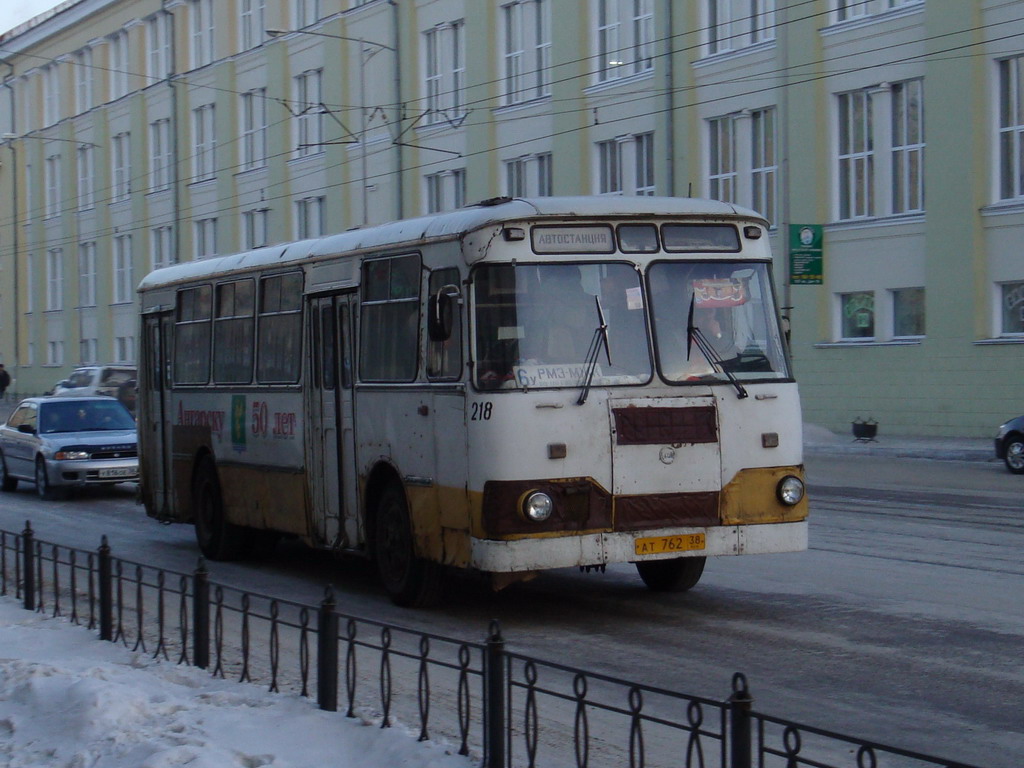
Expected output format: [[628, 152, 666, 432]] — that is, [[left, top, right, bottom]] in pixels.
[[788, 224, 823, 285]]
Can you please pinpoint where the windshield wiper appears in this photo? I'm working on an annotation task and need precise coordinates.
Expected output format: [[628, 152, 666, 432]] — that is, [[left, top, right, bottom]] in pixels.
[[576, 295, 611, 405], [687, 294, 748, 399]]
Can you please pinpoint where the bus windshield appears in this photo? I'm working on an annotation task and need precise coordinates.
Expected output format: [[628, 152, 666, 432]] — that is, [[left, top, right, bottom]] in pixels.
[[648, 261, 790, 384], [474, 262, 652, 390]]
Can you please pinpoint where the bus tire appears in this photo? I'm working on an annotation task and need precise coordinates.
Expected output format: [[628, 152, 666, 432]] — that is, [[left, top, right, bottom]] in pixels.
[[636, 556, 706, 593], [374, 484, 442, 608], [192, 456, 247, 561]]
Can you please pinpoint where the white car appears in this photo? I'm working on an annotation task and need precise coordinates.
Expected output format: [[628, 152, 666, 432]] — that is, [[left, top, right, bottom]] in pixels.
[[51, 365, 137, 414]]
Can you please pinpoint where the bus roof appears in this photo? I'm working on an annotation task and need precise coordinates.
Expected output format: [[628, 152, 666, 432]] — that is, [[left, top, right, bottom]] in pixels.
[[137, 196, 766, 292]]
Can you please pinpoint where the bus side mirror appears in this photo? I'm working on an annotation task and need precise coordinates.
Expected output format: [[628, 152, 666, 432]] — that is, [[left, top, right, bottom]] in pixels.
[[428, 284, 460, 342]]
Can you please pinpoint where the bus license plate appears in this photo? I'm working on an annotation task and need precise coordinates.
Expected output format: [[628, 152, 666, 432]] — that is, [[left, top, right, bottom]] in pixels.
[[99, 467, 136, 479], [634, 533, 706, 556]]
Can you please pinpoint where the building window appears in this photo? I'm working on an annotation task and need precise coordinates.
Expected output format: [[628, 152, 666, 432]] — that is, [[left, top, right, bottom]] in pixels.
[[504, 152, 554, 197], [46, 249, 63, 311], [80, 338, 98, 364], [195, 218, 218, 259], [751, 0, 776, 44], [598, 139, 622, 194], [44, 65, 60, 125], [295, 197, 325, 239], [596, 0, 620, 81], [892, 287, 925, 337], [243, 208, 270, 249], [295, 0, 320, 28], [835, 0, 869, 22], [635, 131, 654, 195], [241, 89, 267, 170], [192, 104, 216, 181], [1000, 282, 1024, 335], [708, 116, 736, 202], [424, 21, 466, 124], [241, 0, 266, 50], [190, 0, 215, 69], [114, 235, 133, 304], [707, 0, 731, 55], [148, 13, 173, 81], [112, 132, 131, 202], [152, 226, 174, 271], [707, 0, 775, 55], [75, 48, 93, 113], [109, 31, 129, 99], [840, 291, 874, 339], [45, 154, 61, 218], [78, 242, 96, 307], [48, 341, 65, 366], [424, 170, 466, 213], [892, 79, 924, 214], [837, 89, 873, 220], [115, 336, 136, 363], [149, 118, 172, 192], [998, 56, 1024, 200], [596, 0, 654, 82], [77, 145, 94, 211], [294, 69, 324, 157], [502, 0, 551, 105], [751, 107, 777, 224]]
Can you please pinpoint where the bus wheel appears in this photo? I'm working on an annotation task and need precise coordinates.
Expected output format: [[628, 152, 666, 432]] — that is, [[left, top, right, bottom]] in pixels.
[[636, 556, 706, 592], [192, 456, 247, 561], [374, 484, 442, 608]]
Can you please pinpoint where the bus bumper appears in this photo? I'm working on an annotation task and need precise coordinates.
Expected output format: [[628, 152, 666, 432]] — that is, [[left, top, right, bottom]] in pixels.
[[469, 521, 807, 573]]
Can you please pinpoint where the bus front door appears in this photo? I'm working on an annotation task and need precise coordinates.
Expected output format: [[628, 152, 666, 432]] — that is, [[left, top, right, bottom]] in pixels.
[[142, 312, 175, 519], [308, 294, 359, 549]]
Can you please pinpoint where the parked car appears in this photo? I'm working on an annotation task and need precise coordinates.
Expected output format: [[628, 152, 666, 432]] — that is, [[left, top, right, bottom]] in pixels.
[[995, 415, 1024, 474], [51, 365, 137, 414], [0, 396, 139, 500]]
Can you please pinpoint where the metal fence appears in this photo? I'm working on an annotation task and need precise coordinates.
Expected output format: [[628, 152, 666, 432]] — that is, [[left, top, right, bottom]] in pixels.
[[0, 521, 983, 768]]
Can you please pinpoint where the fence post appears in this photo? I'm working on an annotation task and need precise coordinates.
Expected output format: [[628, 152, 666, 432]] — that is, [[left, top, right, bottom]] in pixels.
[[193, 558, 210, 669], [97, 535, 113, 641], [317, 585, 339, 712], [21, 521, 34, 611], [728, 672, 753, 768], [484, 620, 506, 768]]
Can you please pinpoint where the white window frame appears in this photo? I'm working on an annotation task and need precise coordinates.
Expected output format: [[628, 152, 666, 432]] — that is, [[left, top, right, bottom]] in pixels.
[[751, 107, 778, 224], [77, 144, 94, 210], [631, 0, 654, 74], [837, 89, 874, 220], [504, 154, 552, 197], [241, 89, 267, 170], [48, 341, 65, 366], [596, 0, 622, 82], [190, 0, 215, 69], [294, 69, 324, 157], [424, 170, 466, 213], [114, 235, 133, 303], [708, 115, 736, 202], [194, 217, 218, 259], [115, 336, 136, 364], [241, 0, 266, 51], [46, 248, 63, 311], [598, 138, 623, 195], [635, 131, 655, 195], [192, 104, 216, 181], [75, 48, 93, 113], [891, 287, 925, 339], [44, 65, 60, 125], [149, 118, 172, 192], [707, 0, 732, 56], [243, 208, 269, 249], [891, 78, 924, 214], [835, 0, 869, 23], [81, 338, 98, 365], [78, 241, 97, 307], [423, 22, 466, 124], [112, 132, 132, 202], [152, 225, 174, 271], [998, 56, 1024, 201], [45, 154, 61, 218], [295, 0, 321, 28], [147, 13, 173, 81], [751, 0, 776, 45], [109, 31, 129, 99], [999, 281, 1024, 336], [295, 197, 325, 240]]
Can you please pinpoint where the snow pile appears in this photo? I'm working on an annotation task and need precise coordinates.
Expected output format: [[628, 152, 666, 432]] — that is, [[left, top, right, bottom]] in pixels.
[[0, 598, 473, 768]]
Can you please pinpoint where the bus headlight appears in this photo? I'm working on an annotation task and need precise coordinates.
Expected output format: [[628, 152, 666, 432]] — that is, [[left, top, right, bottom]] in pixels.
[[522, 492, 554, 522], [776, 475, 805, 506]]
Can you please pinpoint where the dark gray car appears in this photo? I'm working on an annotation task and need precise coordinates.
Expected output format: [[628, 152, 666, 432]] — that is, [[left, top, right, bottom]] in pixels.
[[995, 414, 1024, 474], [0, 396, 138, 499]]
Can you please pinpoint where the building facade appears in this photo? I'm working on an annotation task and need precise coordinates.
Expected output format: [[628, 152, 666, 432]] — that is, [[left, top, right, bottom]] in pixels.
[[0, 0, 1021, 436]]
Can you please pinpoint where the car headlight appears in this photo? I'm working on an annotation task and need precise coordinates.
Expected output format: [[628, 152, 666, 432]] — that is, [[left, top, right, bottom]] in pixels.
[[776, 475, 805, 506], [522, 491, 554, 522], [55, 450, 90, 460]]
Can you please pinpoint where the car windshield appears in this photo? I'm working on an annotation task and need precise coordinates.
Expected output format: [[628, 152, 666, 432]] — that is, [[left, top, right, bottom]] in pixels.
[[38, 400, 136, 433], [474, 262, 652, 390], [647, 261, 790, 383]]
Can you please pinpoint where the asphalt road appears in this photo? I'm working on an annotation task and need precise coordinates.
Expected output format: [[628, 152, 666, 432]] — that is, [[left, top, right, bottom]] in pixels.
[[0, 453, 1020, 767]]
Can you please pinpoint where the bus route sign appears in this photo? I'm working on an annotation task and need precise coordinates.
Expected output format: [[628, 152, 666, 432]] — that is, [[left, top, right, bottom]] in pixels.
[[788, 224, 823, 285]]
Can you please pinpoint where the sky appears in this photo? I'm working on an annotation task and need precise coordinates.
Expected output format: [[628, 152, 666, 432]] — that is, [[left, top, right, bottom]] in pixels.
[[0, 1, 64, 37], [0, 597, 475, 768]]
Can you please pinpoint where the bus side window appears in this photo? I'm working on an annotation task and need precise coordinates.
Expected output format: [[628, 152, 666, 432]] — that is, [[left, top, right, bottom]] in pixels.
[[426, 267, 462, 381], [174, 285, 212, 384], [359, 254, 420, 382]]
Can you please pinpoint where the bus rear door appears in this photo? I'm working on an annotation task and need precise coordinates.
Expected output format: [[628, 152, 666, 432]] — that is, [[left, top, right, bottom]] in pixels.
[[307, 293, 359, 549], [141, 311, 175, 519]]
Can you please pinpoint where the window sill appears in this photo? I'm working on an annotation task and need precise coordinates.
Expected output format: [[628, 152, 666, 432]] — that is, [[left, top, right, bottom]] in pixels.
[[693, 40, 776, 69], [493, 95, 552, 117], [974, 337, 1024, 345], [980, 199, 1024, 218], [826, 213, 926, 231], [820, 2, 924, 38], [814, 339, 922, 349], [583, 69, 654, 97]]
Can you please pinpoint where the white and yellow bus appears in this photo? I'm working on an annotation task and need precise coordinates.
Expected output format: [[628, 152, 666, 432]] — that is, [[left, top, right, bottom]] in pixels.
[[137, 197, 807, 606]]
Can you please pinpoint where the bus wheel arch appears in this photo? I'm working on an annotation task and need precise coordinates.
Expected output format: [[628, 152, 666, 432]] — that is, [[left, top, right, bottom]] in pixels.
[[192, 453, 247, 561], [365, 464, 442, 607]]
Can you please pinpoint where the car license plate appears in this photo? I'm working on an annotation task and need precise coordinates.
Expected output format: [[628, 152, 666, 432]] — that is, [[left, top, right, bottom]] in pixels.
[[634, 533, 706, 556], [99, 467, 136, 479]]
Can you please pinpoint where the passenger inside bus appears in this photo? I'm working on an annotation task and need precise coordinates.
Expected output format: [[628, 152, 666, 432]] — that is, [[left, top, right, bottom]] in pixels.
[[519, 265, 595, 363]]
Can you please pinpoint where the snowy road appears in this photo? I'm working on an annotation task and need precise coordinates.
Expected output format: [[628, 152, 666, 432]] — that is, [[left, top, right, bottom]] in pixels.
[[0, 454, 1021, 767]]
